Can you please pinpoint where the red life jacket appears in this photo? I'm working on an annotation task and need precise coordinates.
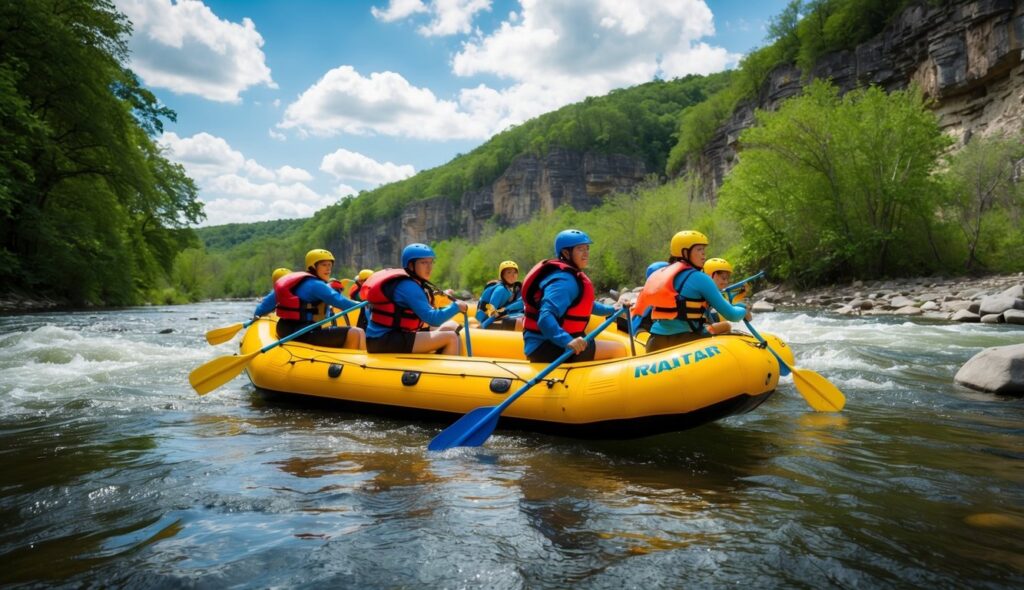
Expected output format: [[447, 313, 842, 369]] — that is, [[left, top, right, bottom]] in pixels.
[[633, 261, 707, 332], [521, 259, 594, 337], [348, 281, 362, 301], [275, 272, 324, 322], [361, 269, 433, 332]]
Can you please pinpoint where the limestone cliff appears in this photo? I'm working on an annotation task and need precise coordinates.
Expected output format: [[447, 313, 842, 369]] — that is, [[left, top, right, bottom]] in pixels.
[[333, 147, 647, 269], [691, 0, 1024, 198]]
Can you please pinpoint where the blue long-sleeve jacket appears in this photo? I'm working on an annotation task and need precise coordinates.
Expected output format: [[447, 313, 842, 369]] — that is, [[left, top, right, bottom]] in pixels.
[[365, 278, 460, 339], [649, 270, 746, 336], [476, 283, 524, 322], [254, 289, 276, 318], [523, 272, 614, 355], [252, 280, 359, 320]]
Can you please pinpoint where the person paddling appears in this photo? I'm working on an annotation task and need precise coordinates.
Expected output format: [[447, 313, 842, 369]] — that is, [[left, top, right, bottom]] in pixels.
[[271, 249, 366, 349], [253, 267, 291, 319], [634, 231, 749, 353], [476, 260, 524, 331], [363, 243, 468, 355], [521, 229, 626, 363], [703, 257, 746, 335]]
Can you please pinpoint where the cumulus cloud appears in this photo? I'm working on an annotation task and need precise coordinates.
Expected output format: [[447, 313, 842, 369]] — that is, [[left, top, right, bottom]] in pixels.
[[116, 0, 276, 102], [371, 0, 428, 22], [372, 0, 488, 35], [330, 0, 739, 142], [278, 66, 492, 140], [320, 149, 416, 185], [158, 132, 328, 225], [419, 0, 492, 36], [452, 0, 738, 85]]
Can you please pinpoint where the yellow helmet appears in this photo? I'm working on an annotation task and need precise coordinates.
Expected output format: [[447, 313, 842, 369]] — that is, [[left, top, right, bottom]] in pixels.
[[304, 248, 334, 270], [356, 268, 373, 282], [271, 267, 291, 283], [704, 258, 733, 276], [670, 230, 709, 257], [498, 260, 519, 276]]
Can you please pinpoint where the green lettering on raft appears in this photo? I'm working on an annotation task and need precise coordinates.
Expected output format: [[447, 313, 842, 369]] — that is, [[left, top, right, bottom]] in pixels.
[[633, 345, 722, 379]]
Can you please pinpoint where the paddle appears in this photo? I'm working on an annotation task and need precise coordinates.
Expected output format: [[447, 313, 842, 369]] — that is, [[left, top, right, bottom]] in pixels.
[[463, 312, 473, 357], [205, 319, 254, 345], [724, 270, 765, 304], [189, 301, 369, 396], [428, 308, 626, 451], [626, 306, 637, 356], [722, 273, 789, 377], [743, 319, 845, 412]]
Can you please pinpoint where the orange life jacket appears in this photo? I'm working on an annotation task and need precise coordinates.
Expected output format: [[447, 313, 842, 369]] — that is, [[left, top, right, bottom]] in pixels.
[[633, 261, 707, 332], [361, 269, 433, 332], [275, 272, 325, 322], [521, 259, 594, 337]]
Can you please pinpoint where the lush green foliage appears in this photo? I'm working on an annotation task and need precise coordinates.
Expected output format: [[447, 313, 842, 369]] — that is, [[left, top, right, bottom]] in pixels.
[[196, 218, 306, 251], [719, 81, 957, 284], [941, 134, 1024, 272], [0, 0, 203, 305], [298, 75, 728, 243], [667, 0, 914, 176], [430, 177, 725, 294]]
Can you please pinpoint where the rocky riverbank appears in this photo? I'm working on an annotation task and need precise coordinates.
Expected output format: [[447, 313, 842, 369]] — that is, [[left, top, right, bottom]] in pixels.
[[748, 273, 1024, 325]]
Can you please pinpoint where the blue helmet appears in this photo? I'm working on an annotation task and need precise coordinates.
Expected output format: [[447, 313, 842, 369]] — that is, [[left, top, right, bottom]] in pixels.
[[401, 243, 435, 269], [553, 229, 593, 258], [645, 261, 669, 279]]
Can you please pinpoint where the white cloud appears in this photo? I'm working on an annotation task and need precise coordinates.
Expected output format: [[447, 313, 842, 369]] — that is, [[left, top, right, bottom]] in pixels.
[[419, 0, 491, 36], [371, 0, 428, 22], [320, 149, 416, 185], [372, 0, 491, 37], [116, 0, 276, 103], [344, 0, 740, 141], [276, 165, 314, 184], [452, 0, 738, 86], [158, 132, 328, 225], [278, 66, 492, 140]]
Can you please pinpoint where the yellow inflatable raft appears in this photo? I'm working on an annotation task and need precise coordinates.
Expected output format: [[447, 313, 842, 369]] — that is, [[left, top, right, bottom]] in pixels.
[[239, 312, 794, 439]]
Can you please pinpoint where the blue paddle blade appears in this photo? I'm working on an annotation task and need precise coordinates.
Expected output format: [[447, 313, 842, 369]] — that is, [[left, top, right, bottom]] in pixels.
[[428, 406, 500, 451]]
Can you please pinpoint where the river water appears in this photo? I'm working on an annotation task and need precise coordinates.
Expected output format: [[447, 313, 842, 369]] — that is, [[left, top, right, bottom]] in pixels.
[[0, 301, 1021, 588]]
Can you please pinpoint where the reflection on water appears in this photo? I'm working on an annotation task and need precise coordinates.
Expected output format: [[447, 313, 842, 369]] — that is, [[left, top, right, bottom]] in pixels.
[[0, 302, 1022, 587]]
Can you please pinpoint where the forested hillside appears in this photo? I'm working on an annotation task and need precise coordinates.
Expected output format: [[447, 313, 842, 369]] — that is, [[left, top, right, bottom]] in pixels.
[[0, 0, 203, 306], [3, 0, 1020, 307]]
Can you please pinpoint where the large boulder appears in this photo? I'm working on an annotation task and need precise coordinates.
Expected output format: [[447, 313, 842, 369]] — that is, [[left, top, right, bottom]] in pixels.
[[978, 294, 1024, 315], [955, 344, 1024, 396]]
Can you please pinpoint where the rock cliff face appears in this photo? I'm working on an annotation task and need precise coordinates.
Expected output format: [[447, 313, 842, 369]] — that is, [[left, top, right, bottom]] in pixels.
[[334, 147, 647, 269], [692, 0, 1024, 198]]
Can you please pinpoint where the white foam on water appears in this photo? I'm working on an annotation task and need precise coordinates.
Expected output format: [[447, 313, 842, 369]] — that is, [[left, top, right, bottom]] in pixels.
[[0, 324, 212, 411]]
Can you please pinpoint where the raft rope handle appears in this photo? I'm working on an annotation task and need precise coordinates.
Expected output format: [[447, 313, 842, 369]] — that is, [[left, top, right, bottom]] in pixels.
[[280, 349, 560, 386]]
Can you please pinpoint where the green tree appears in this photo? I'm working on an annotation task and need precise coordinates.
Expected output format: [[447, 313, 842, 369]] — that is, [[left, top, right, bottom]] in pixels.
[[719, 80, 951, 285], [0, 0, 203, 305], [943, 134, 1024, 271]]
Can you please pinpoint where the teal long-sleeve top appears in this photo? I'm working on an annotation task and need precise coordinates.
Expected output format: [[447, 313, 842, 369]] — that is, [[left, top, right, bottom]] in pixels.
[[649, 269, 746, 336], [523, 272, 615, 355]]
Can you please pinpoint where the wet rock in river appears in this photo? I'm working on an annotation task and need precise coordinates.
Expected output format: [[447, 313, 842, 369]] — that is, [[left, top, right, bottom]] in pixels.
[[955, 344, 1024, 396]]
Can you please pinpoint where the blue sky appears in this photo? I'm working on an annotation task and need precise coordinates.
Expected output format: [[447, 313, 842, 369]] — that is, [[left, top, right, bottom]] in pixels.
[[116, 0, 790, 225]]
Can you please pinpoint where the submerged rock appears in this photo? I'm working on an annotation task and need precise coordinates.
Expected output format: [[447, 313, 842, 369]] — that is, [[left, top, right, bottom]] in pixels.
[[955, 344, 1024, 396]]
